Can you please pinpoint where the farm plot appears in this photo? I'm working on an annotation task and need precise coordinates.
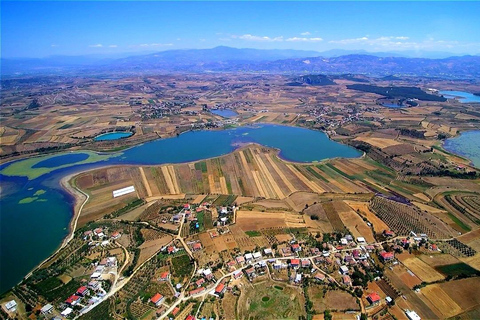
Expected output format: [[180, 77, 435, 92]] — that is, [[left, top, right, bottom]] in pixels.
[[237, 281, 306, 320], [137, 232, 173, 266], [334, 201, 375, 243], [344, 200, 388, 234], [304, 203, 334, 233], [419, 285, 462, 318], [321, 201, 345, 231], [236, 210, 288, 231], [438, 277, 480, 312], [400, 256, 445, 283], [369, 196, 455, 239], [323, 290, 360, 312]]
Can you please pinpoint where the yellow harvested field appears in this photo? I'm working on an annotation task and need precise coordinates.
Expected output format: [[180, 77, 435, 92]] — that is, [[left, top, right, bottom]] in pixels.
[[354, 137, 402, 149], [420, 285, 462, 318], [192, 194, 207, 204], [139, 167, 152, 197], [253, 152, 285, 198], [161, 166, 177, 194], [401, 257, 445, 282], [344, 200, 389, 233], [145, 194, 185, 201], [335, 202, 375, 243], [264, 154, 296, 195], [412, 201, 446, 214], [413, 193, 430, 202], [235, 196, 255, 205], [236, 210, 297, 230], [287, 164, 325, 194]]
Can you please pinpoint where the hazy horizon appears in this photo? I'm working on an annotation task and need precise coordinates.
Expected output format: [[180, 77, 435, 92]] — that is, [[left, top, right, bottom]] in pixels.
[[2, 1, 480, 59]]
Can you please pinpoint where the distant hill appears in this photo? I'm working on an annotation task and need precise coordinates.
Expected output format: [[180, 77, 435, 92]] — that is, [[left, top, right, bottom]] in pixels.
[[287, 74, 336, 86], [2, 46, 480, 78]]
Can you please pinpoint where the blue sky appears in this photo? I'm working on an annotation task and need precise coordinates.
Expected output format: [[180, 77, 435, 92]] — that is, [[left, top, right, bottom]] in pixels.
[[2, 1, 480, 58]]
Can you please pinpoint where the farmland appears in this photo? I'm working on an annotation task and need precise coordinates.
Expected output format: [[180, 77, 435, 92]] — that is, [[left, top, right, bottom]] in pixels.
[[3, 71, 480, 320], [237, 281, 306, 320]]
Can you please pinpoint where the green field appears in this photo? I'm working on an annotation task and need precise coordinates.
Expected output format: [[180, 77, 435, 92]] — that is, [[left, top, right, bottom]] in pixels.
[[245, 230, 262, 237], [240, 282, 305, 319], [435, 263, 480, 277]]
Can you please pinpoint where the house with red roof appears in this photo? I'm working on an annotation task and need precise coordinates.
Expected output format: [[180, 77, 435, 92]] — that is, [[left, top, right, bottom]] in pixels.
[[301, 259, 311, 268], [192, 243, 202, 251], [215, 283, 226, 295], [379, 251, 395, 262], [245, 267, 256, 278], [236, 256, 245, 264], [367, 292, 381, 305], [76, 286, 89, 297], [184, 203, 191, 209], [343, 275, 352, 286], [383, 230, 394, 237], [314, 272, 325, 282], [195, 278, 205, 287], [171, 307, 180, 316], [110, 231, 121, 240], [150, 293, 164, 306], [159, 271, 170, 281], [290, 258, 300, 268], [189, 287, 206, 296], [185, 315, 195, 320], [65, 295, 81, 306]]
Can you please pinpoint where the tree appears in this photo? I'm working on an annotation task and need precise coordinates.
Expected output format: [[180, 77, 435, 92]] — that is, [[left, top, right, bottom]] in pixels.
[[324, 310, 332, 320]]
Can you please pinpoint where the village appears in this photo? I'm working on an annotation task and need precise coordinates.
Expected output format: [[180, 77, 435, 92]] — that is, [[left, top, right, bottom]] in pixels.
[[2, 192, 453, 320]]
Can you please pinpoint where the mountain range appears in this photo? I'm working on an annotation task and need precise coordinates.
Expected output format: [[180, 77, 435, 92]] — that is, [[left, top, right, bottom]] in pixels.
[[2, 46, 480, 78]]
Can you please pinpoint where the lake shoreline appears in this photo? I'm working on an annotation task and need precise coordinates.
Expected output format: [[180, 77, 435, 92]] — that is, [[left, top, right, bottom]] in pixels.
[[17, 171, 89, 288], [1, 123, 362, 293]]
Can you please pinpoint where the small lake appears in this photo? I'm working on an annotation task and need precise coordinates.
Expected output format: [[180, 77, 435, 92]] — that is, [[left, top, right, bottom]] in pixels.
[[32, 153, 90, 168], [440, 91, 480, 103], [94, 131, 133, 141], [0, 124, 361, 293], [382, 103, 404, 109], [443, 130, 480, 168], [211, 109, 238, 118]]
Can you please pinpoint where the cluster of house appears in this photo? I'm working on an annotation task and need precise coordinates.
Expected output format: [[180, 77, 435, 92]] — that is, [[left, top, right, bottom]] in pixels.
[[60, 280, 105, 317], [90, 256, 117, 279], [171, 203, 208, 225], [216, 204, 236, 226], [83, 227, 121, 247], [187, 268, 217, 296]]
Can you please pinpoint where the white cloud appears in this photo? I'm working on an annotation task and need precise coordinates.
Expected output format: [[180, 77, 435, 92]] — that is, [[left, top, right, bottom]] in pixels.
[[108, 45, 118, 48], [286, 37, 323, 42], [138, 43, 173, 47], [89, 44, 103, 48], [300, 31, 311, 36], [233, 34, 284, 42], [329, 37, 369, 44], [51, 44, 59, 47], [328, 35, 472, 51]]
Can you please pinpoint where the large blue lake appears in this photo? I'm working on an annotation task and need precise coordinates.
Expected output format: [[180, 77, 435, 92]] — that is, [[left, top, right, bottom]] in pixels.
[[443, 130, 480, 168], [440, 91, 480, 103], [0, 124, 361, 293]]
